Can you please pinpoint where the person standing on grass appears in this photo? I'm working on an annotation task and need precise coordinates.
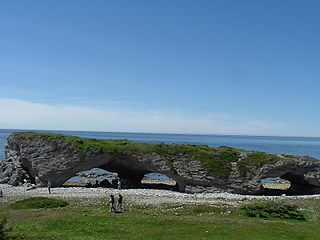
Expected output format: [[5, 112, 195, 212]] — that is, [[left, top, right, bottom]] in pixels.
[[47, 180, 52, 194], [117, 194, 123, 212], [109, 194, 116, 212]]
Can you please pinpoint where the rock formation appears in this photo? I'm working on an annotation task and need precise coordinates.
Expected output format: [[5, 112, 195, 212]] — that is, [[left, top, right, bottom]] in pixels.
[[1, 132, 320, 195]]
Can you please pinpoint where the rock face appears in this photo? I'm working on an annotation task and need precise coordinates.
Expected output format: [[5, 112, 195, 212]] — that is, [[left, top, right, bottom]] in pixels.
[[1, 132, 320, 195]]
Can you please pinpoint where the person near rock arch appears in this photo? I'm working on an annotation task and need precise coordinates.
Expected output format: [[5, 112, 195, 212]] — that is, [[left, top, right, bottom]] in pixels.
[[117, 178, 122, 190], [111, 177, 118, 188], [109, 194, 116, 212], [47, 180, 52, 194], [117, 194, 123, 212]]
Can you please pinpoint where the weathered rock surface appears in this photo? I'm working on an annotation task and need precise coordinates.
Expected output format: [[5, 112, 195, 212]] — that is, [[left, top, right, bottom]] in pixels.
[[1, 132, 320, 195]]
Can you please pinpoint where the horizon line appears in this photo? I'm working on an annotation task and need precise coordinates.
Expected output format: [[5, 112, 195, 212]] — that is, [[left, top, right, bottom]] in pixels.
[[1, 128, 320, 139]]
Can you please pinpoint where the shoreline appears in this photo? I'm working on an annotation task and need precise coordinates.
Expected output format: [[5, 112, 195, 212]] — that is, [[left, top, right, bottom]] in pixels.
[[1, 184, 320, 207]]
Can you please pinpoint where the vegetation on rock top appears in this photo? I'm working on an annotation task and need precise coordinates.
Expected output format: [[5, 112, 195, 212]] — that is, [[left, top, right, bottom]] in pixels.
[[13, 132, 302, 180], [237, 151, 283, 177]]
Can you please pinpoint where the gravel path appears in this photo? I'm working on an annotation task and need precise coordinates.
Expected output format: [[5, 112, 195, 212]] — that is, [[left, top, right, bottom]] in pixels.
[[1, 184, 320, 206]]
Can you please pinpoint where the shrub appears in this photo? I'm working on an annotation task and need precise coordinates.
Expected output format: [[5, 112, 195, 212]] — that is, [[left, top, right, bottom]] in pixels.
[[0, 217, 18, 240], [10, 197, 69, 209], [240, 202, 306, 220]]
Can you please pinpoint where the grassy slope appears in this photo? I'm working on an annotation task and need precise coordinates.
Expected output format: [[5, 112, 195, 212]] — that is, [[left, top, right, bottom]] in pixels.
[[15, 132, 299, 179], [10, 197, 69, 209], [1, 199, 320, 240]]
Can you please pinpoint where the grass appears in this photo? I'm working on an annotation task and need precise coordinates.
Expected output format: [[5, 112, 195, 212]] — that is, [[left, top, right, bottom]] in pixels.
[[10, 197, 69, 209], [1, 197, 320, 240], [14, 132, 303, 180], [14, 132, 155, 153], [0, 217, 19, 240], [240, 202, 306, 220], [199, 147, 239, 179]]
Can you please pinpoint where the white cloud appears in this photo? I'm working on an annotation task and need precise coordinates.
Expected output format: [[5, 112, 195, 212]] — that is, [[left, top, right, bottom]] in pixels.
[[0, 98, 286, 135]]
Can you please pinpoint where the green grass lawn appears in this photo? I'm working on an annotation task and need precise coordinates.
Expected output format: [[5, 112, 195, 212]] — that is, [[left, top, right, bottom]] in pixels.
[[1, 197, 320, 240]]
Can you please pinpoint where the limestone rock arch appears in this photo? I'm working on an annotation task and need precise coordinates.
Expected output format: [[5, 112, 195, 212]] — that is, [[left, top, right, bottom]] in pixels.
[[1, 132, 320, 195]]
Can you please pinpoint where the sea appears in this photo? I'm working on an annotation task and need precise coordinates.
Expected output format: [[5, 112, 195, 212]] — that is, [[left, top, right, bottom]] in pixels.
[[1, 129, 320, 182]]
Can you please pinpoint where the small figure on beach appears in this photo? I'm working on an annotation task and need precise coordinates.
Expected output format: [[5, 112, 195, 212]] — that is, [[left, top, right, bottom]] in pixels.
[[117, 194, 123, 212], [0, 189, 3, 197], [109, 194, 116, 212], [117, 178, 122, 190], [47, 180, 52, 194], [111, 177, 118, 188]]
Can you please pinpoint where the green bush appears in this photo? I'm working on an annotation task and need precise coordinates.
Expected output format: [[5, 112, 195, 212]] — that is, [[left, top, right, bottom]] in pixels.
[[10, 197, 69, 209], [0, 217, 18, 240], [240, 202, 306, 220]]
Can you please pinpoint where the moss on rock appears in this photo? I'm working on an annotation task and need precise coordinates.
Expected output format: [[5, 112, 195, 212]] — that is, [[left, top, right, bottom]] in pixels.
[[14, 132, 290, 180], [237, 151, 286, 177]]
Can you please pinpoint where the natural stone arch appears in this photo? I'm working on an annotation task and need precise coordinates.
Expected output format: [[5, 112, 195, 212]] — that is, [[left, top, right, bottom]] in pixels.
[[261, 176, 290, 187], [257, 163, 320, 195], [282, 172, 320, 194], [1, 132, 320, 195], [3, 135, 188, 191], [141, 172, 178, 191], [64, 167, 111, 187]]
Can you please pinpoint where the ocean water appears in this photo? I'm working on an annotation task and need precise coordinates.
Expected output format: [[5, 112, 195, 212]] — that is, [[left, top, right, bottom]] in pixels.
[[1, 129, 320, 161]]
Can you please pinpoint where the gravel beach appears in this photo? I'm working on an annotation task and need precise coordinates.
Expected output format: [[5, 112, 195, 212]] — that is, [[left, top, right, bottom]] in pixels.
[[1, 184, 320, 207]]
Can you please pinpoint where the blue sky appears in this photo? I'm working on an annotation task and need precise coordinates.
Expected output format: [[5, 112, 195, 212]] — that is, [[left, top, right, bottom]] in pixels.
[[0, 0, 320, 136]]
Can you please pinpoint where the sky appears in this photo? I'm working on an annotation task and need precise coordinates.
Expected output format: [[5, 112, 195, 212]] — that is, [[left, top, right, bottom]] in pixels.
[[0, 0, 320, 136]]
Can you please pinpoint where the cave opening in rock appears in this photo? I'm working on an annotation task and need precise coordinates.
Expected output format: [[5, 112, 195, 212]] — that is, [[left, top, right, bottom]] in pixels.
[[261, 172, 320, 195], [63, 169, 178, 191], [281, 172, 320, 195], [141, 172, 178, 191], [261, 177, 291, 195], [64, 168, 116, 188]]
